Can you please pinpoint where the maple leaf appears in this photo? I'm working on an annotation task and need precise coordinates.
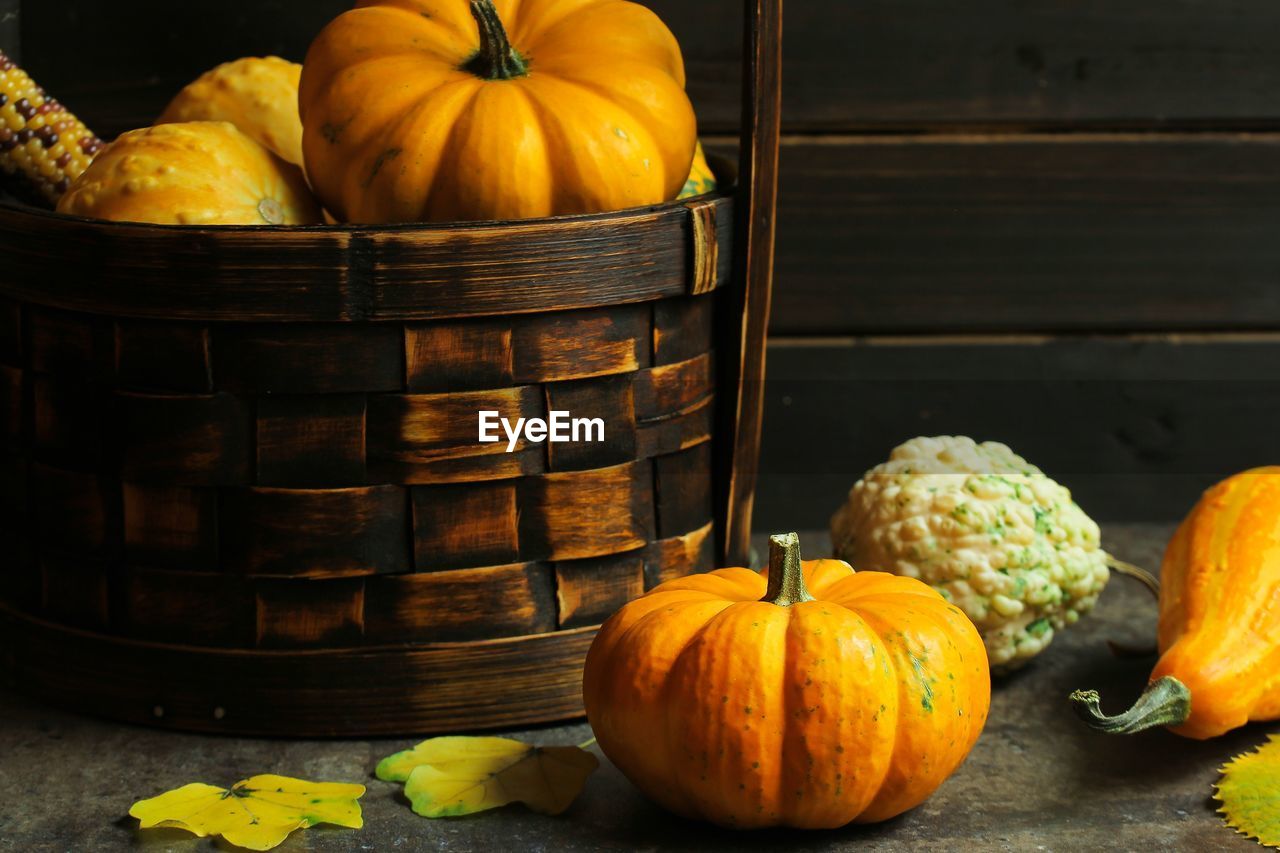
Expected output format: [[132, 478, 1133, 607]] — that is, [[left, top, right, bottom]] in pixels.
[[1216, 734, 1280, 848], [376, 735, 598, 817], [129, 774, 364, 851]]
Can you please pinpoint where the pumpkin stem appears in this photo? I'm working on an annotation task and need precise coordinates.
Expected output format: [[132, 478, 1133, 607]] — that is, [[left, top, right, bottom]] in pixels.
[[762, 532, 815, 607], [465, 0, 528, 80], [1068, 675, 1192, 734]]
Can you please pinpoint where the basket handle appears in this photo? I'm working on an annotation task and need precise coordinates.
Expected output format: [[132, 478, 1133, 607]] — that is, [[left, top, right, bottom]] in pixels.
[[718, 0, 783, 566]]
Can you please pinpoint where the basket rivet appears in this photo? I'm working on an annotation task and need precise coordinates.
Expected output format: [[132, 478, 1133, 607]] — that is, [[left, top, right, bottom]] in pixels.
[[213, 706, 226, 720], [152, 705, 165, 718]]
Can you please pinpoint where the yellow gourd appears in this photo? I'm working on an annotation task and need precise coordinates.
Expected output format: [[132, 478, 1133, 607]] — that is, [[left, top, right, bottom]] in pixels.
[[58, 121, 321, 226], [157, 56, 304, 167]]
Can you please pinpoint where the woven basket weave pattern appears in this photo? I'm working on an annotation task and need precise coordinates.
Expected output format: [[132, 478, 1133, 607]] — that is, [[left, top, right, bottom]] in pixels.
[[2, 291, 718, 649]]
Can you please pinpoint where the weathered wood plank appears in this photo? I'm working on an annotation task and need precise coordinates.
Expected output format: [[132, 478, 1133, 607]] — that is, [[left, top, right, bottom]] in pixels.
[[404, 304, 651, 392], [411, 481, 521, 571], [366, 214, 704, 318], [40, 551, 108, 631], [115, 321, 212, 393], [123, 569, 253, 646], [517, 461, 655, 562], [25, 1, 1280, 134], [0, 215, 355, 321], [31, 464, 111, 555], [634, 352, 714, 421], [115, 391, 252, 485], [543, 375, 637, 473], [754, 334, 1280, 533], [654, 442, 714, 539], [652, 295, 714, 366], [2, 602, 594, 734], [718, 0, 781, 565], [214, 324, 402, 394], [27, 306, 107, 377], [644, 521, 716, 588], [679, 0, 1280, 131], [363, 563, 557, 644], [0, 451, 26, 521], [0, 527, 38, 611], [256, 395, 367, 487], [254, 577, 366, 649], [769, 134, 1280, 334], [31, 375, 100, 463], [366, 387, 546, 484], [220, 486, 410, 578], [635, 395, 713, 461], [0, 0, 17, 62], [0, 200, 730, 322], [0, 298, 21, 366], [122, 482, 219, 572], [554, 551, 646, 629], [0, 364, 23, 446]]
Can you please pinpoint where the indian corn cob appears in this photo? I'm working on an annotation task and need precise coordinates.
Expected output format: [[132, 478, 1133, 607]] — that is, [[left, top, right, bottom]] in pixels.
[[0, 50, 104, 208]]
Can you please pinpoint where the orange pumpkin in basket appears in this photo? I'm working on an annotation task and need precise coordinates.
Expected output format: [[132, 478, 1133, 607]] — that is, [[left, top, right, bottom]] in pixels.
[[583, 532, 990, 829], [299, 0, 697, 223]]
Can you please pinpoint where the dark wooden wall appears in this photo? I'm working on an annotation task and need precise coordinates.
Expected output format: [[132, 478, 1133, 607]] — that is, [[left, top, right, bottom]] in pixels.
[[6, 1, 1279, 535]]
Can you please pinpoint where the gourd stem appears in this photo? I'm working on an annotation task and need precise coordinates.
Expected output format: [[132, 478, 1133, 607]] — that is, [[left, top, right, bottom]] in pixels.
[[762, 532, 815, 607], [466, 0, 528, 80], [1104, 554, 1160, 600], [1068, 676, 1192, 734]]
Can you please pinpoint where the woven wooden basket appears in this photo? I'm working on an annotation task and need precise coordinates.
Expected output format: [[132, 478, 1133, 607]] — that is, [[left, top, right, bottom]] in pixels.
[[0, 0, 781, 736]]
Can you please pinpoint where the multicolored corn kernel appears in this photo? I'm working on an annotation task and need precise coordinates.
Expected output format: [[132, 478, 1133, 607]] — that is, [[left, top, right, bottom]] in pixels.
[[0, 50, 104, 208]]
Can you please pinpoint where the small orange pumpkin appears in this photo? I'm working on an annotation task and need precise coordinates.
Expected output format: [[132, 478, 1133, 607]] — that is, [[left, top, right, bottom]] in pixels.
[[57, 121, 321, 225], [583, 532, 990, 828], [299, 0, 697, 223], [157, 56, 304, 167], [1071, 467, 1280, 739]]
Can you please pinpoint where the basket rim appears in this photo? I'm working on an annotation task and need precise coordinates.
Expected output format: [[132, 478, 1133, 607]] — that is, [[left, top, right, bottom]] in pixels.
[[0, 185, 732, 235], [0, 189, 734, 323], [0, 151, 738, 235]]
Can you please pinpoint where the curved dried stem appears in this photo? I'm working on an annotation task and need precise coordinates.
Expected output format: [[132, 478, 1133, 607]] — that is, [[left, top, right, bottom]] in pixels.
[[1105, 554, 1160, 599], [1069, 676, 1191, 734]]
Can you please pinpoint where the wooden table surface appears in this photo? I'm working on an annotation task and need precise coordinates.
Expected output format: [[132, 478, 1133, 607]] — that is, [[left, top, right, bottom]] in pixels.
[[0, 523, 1271, 851]]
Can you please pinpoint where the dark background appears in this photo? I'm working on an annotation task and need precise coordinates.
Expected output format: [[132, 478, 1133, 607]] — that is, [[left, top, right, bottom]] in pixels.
[[5, 0, 1278, 534]]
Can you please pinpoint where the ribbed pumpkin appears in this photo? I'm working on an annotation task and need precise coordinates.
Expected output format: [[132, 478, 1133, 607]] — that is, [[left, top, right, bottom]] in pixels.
[[157, 56, 304, 167], [1071, 467, 1280, 739], [298, 0, 697, 223], [583, 533, 990, 829], [57, 121, 321, 226]]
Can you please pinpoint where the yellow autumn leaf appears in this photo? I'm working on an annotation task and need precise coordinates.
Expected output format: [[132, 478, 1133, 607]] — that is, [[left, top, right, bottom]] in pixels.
[[1216, 734, 1280, 848], [129, 774, 365, 851], [376, 736, 598, 817]]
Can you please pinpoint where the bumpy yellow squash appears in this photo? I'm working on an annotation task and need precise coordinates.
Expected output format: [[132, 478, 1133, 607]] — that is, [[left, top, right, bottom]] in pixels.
[[58, 121, 321, 225], [157, 56, 304, 167]]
